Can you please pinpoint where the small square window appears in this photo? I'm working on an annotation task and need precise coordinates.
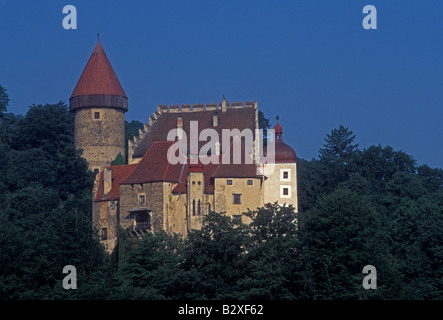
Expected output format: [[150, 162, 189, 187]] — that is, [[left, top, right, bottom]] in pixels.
[[101, 228, 107, 240], [247, 179, 253, 185], [110, 201, 116, 210], [94, 112, 100, 120], [139, 195, 145, 204], [227, 179, 233, 185], [280, 169, 291, 181], [280, 185, 291, 198], [233, 193, 241, 204]]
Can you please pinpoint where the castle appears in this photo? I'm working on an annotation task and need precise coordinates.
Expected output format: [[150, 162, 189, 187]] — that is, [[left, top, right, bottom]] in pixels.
[[69, 40, 298, 252]]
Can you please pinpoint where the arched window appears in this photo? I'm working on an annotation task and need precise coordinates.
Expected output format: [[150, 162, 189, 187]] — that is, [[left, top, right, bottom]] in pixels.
[[208, 203, 211, 214], [192, 199, 196, 216], [198, 199, 201, 215]]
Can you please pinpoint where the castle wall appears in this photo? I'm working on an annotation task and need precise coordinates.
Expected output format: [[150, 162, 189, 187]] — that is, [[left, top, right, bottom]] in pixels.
[[119, 182, 165, 232], [214, 177, 262, 224], [92, 200, 119, 253], [263, 163, 298, 211], [74, 107, 125, 171]]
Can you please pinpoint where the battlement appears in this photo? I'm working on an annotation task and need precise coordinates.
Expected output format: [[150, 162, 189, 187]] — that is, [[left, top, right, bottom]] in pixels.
[[128, 100, 258, 164], [156, 101, 257, 114]]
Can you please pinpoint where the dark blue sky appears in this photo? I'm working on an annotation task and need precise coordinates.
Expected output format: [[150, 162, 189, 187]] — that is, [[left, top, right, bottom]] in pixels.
[[1, 1, 442, 168]]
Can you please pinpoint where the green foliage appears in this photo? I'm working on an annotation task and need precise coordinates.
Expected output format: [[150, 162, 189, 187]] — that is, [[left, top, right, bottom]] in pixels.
[[182, 212, 247, 299], [236, 203, 299, 299], [297, 189, 394, 299], [110, 152, 125, 166], [0, 102, 105, 299], [125, 120, 144, 163], [1, 96, 442, 301], [319, 125, 358, 163], [0, 85, 9, 115]]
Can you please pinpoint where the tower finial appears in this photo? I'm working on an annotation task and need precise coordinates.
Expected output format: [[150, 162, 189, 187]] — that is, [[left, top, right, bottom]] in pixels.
[[97, 33, 100, 42], [276, 115, 280, 121]]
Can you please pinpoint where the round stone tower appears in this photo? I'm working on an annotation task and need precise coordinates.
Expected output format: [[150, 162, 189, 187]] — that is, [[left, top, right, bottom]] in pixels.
[[69, 39, 128, 173]]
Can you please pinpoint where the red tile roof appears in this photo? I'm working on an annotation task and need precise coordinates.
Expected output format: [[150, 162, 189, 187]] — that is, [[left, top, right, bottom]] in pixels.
[[94, 164, 137, 202], [71, 41, 127, 98], [212, 141, 261, 178], [121, 141, 181, 185], [133, 107, 257, 158], [171, 156, 220, 194]]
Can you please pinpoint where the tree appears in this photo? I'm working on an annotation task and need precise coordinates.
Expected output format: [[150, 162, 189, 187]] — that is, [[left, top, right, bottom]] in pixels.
[[0, 102, 106, 299], [258, 110, 271, 146], [113, 231, 184, 299], [354, 145, 416, 193], [0, 85, 9, 115], [297, 189, 394, 299], [182, 212, 247, 299], [110, 152, 125, 166], [125, 120, 144, 163], [236, 203, 299, 299], [319, 125, 358, 163]]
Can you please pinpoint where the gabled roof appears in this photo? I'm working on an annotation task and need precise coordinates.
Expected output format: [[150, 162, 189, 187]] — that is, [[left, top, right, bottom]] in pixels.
[[94, 164, 137, 202], [121, 141, 180, 185], [171, 156, 220, 194], [212, 140, 261, 178], [133, 107, 257, 158], [71, 40, 126, 98]]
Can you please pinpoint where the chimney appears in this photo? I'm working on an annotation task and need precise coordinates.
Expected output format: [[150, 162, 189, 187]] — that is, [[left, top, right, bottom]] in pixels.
[[103, 167, 112, 197], [213, 113, 218, 127], [177, 116, 183, 140], [221, 96, 227, 112]]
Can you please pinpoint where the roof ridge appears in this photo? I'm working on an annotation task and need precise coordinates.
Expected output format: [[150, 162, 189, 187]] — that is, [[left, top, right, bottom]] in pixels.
[[70, 41, 126, 98]]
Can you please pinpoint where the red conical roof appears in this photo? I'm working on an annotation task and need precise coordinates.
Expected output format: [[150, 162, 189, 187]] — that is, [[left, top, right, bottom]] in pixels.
[[71, 40, 126, 98], [274, 121, 282, 135]]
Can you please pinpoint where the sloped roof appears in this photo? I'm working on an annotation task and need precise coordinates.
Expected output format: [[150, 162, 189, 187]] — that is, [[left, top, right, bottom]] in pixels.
[[133, 107, 256, 158], [71, 41, 126, 98], [94, 164, 137, 202], [212, 140, 261, 178], [121, 141, 180, 185]]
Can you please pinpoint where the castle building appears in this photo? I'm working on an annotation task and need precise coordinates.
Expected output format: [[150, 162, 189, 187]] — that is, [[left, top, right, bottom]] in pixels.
[[70, 40, 298, 252], [69, 39, 127, 174]]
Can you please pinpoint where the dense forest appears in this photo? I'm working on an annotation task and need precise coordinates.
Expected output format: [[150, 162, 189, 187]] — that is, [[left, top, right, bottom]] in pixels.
[[0, 85, 442, 300]]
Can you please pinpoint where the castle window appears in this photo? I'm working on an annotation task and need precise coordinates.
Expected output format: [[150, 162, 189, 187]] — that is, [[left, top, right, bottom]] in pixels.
[[139, 195, 145, 204], [233, 193, 241, 204], [280, 185, 291, 198], [101, 228, 107, 240], [94, 112, 101, 120], [193, 199, 196, 216], [110, 201, 116, 210], [280, 169, 291, 181], [227, 179, 233, 185], [135, 212, 151, 231], [247, 179, 253, 185], [208, 203, 211, 213], [198, 199, 201, 215], [233, 215, 242, 225]]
